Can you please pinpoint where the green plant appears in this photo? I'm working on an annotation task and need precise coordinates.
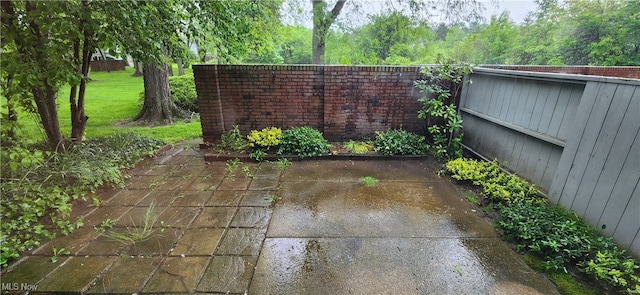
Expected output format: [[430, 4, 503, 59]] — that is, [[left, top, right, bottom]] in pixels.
[[0, 133, 162, 268], [241, 165, 255, 178], [219, 125, 249, 153], [464, 192, 479, 206], [105, 203, 160, 245], [96, 218, 118, 232], [247, 127, 281, 149], [343, 140, 373, 154], [274, 158, 291, 170], [583, 251, 640, 294], [264, 194, 279, 203], [373, 129, 427, 156], [360, 176, 379, 187], [168, 74, 198, 113], [414, 56, 472, 159], [89, 195, 107, 207], [50, 247, 70, 263], [225, 158, 241, 179], [249, 149, 267, 162], [277, 126, 330, 158]]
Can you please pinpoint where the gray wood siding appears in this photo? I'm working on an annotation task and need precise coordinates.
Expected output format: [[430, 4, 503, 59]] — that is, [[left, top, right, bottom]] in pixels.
[[460, 68, 640, 257]]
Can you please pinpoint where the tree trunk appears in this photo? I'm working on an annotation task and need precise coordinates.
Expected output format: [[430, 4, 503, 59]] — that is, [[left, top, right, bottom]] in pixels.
[[33, 85, 64, 149], [70, 0, 91, 144], [132, 60, 143, 76], [311, 0, 346, 64], [133, 62, 179, 125], [177, 59, 185, 76]]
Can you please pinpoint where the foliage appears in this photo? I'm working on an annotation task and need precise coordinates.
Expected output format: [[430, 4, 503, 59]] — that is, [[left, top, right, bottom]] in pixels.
[[584, 251, 640, 294], [523, 254, 600, 295], [415, 57, 472, 159], [360, 176, 379, 187], [218, 125, 249, 153], [273, 158, 292, 170], [446, 157, 640, 293], [373, 129, 427, 156], [225, 158, 242, 179], [277, 126, 330, 158], [445, 158, 541, 204], [343, 140, 374, 154], [247, 127, 282, 149], [169, 74, 198, 113], [0, 133, 164, 267]]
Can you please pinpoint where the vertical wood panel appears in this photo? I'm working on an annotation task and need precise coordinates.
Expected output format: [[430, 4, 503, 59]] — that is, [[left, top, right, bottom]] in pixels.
[[557, 86, 583, 141], [537, 83, 562, 134], [506, 78, 525, 123], [612, 182, 639, 249], [549, 82, 603, 203], [529, 82, 550, 131], [576, 85, 636, 217]]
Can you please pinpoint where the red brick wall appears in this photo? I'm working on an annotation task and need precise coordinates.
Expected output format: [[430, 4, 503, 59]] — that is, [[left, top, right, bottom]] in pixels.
[[193, 65, 426, 143], [482, 65, 640, 79]]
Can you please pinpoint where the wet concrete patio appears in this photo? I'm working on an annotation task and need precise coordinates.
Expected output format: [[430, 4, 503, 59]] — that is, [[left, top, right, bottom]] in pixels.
[[0, 141, 559, 294]]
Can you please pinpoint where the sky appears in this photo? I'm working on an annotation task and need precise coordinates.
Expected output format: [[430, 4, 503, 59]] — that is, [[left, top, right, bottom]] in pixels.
[[281, 0, 539, 27]]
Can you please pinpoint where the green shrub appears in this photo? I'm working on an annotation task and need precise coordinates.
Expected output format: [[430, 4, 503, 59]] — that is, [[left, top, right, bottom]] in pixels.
[[446, 158, 540, 204], [247, 127, 281, 149], [277, 126, 329, 158], [583, 250, 640, 294], [169, 74, 198, 113], [373, 129, 427, 156], [0, 133, 164, 268]]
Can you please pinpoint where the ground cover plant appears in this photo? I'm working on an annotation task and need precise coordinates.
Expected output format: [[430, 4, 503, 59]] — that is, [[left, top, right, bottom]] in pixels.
[[0, 133, 165, 267], [373, 129, 427, 156], [445, 158, 640, 294]]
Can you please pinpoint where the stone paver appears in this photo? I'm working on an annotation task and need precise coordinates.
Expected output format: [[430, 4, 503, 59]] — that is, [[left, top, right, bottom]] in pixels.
[[0, 140, 559, 294]]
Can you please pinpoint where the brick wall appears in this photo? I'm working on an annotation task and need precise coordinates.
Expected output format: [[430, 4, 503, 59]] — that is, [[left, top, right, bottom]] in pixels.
[[193, 65, 426, 143], [481, 65, 640, 79]]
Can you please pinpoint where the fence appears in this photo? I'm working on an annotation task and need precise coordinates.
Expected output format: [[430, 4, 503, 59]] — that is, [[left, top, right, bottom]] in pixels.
[[459, 67, 640, 257], [193, 65, 425, 143], [481, 65, 640, 79]]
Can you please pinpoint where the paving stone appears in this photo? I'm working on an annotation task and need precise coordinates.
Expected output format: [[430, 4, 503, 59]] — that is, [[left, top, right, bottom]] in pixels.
[[216, 228, 266, 256], [198, 163, 227, 178], [186, 175, 224, 191], [83, 206, 131, 227], [240, 191, 277, 207], [176, 164, 206, 176], [217, 177, 251, 190], [127, 175, 164, 189], [254, 163, 283, 179], [143, 256, 211, 293], [230, 207, 272, 228], [105, 189, 151, 206], [128, 228, 182, 256], [156, 176, 194, 191], [32, 227, 98, 256], [206, 190, 244, 207], [191, 207, 236, 228], [196, 255, 257, 294], [0, 256, 67, 286], [170, 191, 213, 207], [38, 257, 114, 293], [157, 207, 200, 228], [170, 228, 224, 256], [248, 178, 280, 190], [77, 233, 125, 255], [144, 164, 175, 176], [117, 206, 167, 227], [137, 190, 179, 207], [87, 256, 161, 294]]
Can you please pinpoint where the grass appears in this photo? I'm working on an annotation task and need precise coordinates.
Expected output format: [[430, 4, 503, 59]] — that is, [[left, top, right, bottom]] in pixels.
[[360, 176, 379, 187], [4, 66, 201, 144]]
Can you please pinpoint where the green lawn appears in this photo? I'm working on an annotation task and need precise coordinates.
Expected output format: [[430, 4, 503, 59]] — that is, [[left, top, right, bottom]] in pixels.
[[6, 67, 202, 144]]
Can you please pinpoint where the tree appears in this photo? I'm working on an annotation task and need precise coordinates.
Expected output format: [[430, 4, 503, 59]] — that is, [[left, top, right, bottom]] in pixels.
[[307, 0, 485, 64]]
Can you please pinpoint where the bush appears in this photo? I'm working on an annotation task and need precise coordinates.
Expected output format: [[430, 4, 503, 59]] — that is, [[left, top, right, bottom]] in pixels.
[[218, 125, 249, 153], [0, 133, 164, 268], [247, 127, 281, 149], [169, 74, 198, 113], [277, 126, 329, 158], [373, 129, 427, 156]]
